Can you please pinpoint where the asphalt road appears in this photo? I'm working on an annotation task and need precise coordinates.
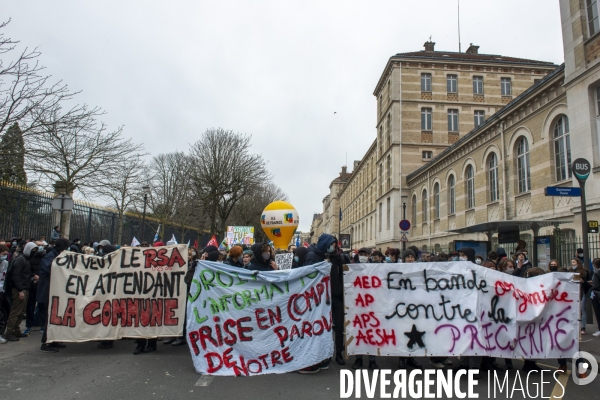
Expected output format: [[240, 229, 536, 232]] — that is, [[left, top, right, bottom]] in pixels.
[[1, 328, 599, 400]]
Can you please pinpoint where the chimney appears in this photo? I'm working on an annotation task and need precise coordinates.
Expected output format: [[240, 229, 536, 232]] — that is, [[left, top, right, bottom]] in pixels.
[[466, 44, 479, 54], [341, 165, 347, 177], [423, 41, 435, 52]]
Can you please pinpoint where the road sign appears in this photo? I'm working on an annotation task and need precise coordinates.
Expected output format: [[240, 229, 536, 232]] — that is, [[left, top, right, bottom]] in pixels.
[[573, 158, 591, 182], [589, 221, 599, 233], [52, 194, 74, 211], [400, 234, 408, 242], [400, 231, 409, 235], [399, 219, 411, 231], [544, 186, 581, 197]]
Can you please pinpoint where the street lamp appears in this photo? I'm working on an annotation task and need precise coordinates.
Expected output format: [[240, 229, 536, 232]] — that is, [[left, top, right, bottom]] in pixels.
[[401, 195, 408, 251], [141, 185, 151, 241]]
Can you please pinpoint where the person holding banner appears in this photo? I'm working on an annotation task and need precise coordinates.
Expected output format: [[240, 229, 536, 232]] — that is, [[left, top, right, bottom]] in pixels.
[[241, 250, 253, 268], [223, 246, 244, 268], [246, 243, 278, 271], [292, 247, 308, 269]]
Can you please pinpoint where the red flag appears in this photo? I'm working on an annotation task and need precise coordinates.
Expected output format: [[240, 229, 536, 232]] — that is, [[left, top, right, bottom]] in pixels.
[[303, 241, 310, 248], [207, 235, 218, 247], [193, 239, 198, 249]]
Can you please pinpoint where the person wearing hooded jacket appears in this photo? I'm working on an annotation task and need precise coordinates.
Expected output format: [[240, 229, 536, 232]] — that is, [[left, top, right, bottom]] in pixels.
[[246, 243, 278, 271], [304, 233, 336, 266], [5, 242, 37, 341], [292, 247, 308, 268], [512, 251, 532, 278]]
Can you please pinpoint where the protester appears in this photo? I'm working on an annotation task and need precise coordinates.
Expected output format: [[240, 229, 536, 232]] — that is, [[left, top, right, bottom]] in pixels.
[[385, 248, 400, 263], [5, 242, 37, 341], [548, 259, 566, 272], [0, 244, 10, 344], [370, 250, 384, 263], [327, 237, 348, 367], [224, 246, 244, 268], [571, 258, 590, 335], [241, 250, 253, 268], [487, 251, 499, 267], [512, 251, 532, 278], [246, 243, 278, 271], [292, 247, 308, 269], [521, 267, 546, 372], [51, 226, 60, 240], [590, 258, 600, 337], [23, 241, 44, 335], [353, 248, 370, 263], [474, 254, 484, 265], [497, 258, 515, 275]]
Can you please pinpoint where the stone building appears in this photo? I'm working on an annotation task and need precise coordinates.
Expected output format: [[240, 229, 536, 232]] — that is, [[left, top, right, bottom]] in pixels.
[[315, 0, 600, 254]]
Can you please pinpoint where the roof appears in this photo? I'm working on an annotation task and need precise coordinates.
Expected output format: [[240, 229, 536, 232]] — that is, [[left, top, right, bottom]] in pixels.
[[392, 50, 557, 67], [406, 63, 566, 183]]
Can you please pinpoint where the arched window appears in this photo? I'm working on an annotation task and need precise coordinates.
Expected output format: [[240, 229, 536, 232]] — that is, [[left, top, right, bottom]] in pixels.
[[553, 116, 571, 181], [412, 195, 417, 226], [488, 153, 499, 202], [448, 175, 455, 214], [466, 165, 475, 209], [422, 190, 428, 222], [517, 137, 531, 193], [433, 183, 440, 219]]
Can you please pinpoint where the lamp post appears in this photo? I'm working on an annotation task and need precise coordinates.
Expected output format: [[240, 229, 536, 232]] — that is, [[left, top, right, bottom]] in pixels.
[[401, 195, 408, 252], [141, 185, 151, 242]]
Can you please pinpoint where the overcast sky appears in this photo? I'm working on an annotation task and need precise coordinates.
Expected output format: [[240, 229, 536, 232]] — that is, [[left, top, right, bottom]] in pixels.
[[6, 0, 564, 231]]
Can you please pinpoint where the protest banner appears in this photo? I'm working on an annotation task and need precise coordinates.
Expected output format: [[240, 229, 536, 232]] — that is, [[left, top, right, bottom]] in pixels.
[[344, 262, 579, 359], [186, 261, 333, 376], [226, 226, 255, 247], [47, 245, 188, 343], [275, 253, 293, 270]]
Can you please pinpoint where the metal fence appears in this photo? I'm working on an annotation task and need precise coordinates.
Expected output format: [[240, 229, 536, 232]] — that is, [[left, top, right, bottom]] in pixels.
[[0, 182, 201, 246]]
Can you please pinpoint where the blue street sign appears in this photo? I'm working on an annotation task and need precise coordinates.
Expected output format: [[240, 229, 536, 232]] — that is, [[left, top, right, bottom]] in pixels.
[[544, 186, 581, 197], [399, 219, 411, 231]]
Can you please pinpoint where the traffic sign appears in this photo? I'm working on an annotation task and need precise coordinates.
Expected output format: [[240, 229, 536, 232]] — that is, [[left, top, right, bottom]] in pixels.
[[544, 186, 581, 197], [400, 231, 409, 235], [399, 219, 411, 231], [400, 234, 408, 242], [589, 221, 599, 233], [573, 158, 591, 182], [52, 194, 74, 211]]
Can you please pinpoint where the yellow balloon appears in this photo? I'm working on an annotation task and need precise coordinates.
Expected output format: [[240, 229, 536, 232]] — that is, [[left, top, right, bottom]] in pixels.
[[260, 201, 299, 250]]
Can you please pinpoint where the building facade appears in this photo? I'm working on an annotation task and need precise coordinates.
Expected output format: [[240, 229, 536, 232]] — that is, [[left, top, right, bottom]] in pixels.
[[315, 0, 600, 253]]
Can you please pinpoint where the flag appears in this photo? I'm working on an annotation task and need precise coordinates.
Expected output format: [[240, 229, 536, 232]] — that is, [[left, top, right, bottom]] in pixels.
[[153, 224, 161, 243], [131, 237, 140, 247], [170, 233, 178, 244], [303, 241, 310, 248], [193, 239, 198, 249], [207, 235, 218, 247], [187, 240, 190, 247], [295, 235, 300, 247], [219, 237, 230, 251]]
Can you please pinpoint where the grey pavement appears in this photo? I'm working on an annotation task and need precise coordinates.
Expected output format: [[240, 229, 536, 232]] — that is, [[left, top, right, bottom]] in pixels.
[[1, 327, 600, 400]]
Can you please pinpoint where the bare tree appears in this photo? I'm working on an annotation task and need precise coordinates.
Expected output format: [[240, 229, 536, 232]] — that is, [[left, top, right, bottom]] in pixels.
[[189, 128, 269, 237], [92, 153, 146, 244], [226, 182, 288, 243], [0, 20, 83, 152], [25, 105, 141, 194]]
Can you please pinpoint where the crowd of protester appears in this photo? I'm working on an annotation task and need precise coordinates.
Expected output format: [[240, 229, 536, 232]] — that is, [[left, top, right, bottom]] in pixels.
[[2, 231, 599, 379]]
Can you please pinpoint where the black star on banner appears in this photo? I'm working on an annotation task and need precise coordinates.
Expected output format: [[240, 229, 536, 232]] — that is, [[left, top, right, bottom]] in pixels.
[[404, 324, 426, 349]]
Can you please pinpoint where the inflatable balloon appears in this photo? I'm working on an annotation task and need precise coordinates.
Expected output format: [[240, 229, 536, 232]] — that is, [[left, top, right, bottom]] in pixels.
[[260, 201, 299, 250]]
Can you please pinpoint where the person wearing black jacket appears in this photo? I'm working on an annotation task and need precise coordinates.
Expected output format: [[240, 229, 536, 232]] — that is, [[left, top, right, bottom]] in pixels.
[[246, 243, 278, 271], [223, 246, 244, 268], [512, 251, 532, 278], [5, 242, 37, 341], [292, 247, 308, 268], [24, 242, 44, 334], [37, 238, 70, 352], [590, 258, 600, 337]]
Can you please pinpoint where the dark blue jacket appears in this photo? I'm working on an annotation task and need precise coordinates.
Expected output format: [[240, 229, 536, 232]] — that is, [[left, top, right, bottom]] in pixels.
[[37, 248, 59, 304], [304, 234, 336, 266]]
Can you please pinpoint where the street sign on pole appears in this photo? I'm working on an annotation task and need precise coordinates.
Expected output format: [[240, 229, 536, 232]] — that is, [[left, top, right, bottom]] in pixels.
[[52, 194, 74, 211], [573, 158, 591, 273], [399, 219, 411, 231], [544, 186, 581, 197], [589, 221, 599, 234], [400, 234, 408, 242]]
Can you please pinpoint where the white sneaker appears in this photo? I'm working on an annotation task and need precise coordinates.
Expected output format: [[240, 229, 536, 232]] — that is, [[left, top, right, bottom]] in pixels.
[[0, 336, 7, 344], [593, 331, 600, 337]]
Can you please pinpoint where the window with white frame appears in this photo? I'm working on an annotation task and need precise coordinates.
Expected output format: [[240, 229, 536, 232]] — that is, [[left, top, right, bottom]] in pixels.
[[447, 75, 458, 93], [448, 175, 456, 214], [553, 116, 572, 181], [433, 183, 440, 219], [421, 73, 432, 91], [422, 190, 428, 222], [412, 195, 417, 225], [422, 151, 433, 159], [474, 110, 485, 128], [501, 78, 512, 96], [421, 108, 432, 130], [448, 109, 459, 132], [473, 76, 484, 94], [517, 137, 531, 193], [488, 153, 499, 202], [466, 165, 475, 209], [587, 0, 600, 36], [386, 197, 391, 230]]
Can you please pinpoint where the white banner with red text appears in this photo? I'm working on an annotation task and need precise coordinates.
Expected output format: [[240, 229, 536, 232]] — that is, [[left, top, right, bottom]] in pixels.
[[344, 262, 579, 359], [47, 245, 188, 342], [186, 261, 333, 376]]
